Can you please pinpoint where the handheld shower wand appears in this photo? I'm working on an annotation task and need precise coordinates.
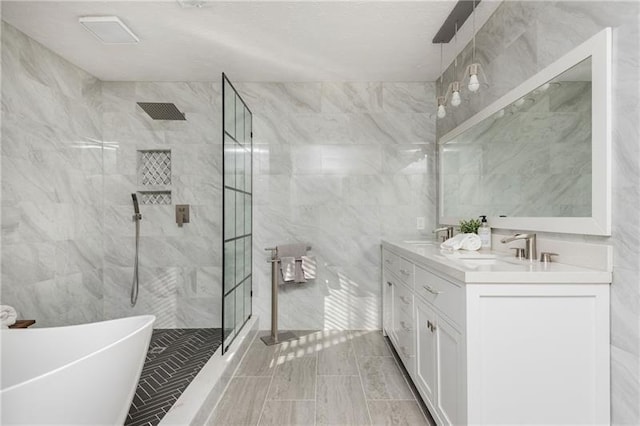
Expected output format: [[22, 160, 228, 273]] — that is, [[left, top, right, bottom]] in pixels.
[[131, 194, 142, 307], [132, 193, 141, 219]]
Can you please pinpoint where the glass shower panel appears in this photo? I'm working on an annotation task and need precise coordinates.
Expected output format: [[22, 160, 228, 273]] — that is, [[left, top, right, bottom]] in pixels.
[[235, 237, 245, 283], [236, 150, 245, 195], [224, 290, 235, 342], [244, 277, 252, 321], [244, 194, 252, 234], [224, 135, 235, 189], [222, 73, 252, 352], [244, 111, 251, 144], [235, 193, 244, 236], [244, 152, 252, 193], [235, 282, 244, 334], [224, 188, 235, 239], [244, 237, 251, 278], [224, 241, 235, 292], [235, 94, 244, 144], [224, 80, 236, 139]]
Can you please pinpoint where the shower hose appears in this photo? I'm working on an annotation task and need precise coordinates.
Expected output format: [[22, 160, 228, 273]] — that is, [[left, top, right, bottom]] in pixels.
[[131, 215, 141, 307]]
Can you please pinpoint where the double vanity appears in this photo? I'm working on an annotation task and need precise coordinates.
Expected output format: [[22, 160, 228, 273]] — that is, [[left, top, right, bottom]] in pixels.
[[382, 240, 611, 425], [388, 26, 615, 425]]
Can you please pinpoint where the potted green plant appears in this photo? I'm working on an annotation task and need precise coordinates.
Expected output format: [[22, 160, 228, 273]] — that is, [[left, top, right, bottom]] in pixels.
[[459, 218, 482, 234]]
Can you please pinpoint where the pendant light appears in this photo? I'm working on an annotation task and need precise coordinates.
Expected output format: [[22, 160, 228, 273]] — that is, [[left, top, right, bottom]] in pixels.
[[464, 0, 487, 93], [436, 43, 447, 119], [448, 22, 462, 107]]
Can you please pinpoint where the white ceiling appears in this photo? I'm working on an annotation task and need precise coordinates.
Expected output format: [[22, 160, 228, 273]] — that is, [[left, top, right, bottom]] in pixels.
[[1, 1, 501, 82]]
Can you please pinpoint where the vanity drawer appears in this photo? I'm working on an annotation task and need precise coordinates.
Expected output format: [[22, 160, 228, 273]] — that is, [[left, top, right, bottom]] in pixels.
[[395, 303, 415, 375], [394, 281, 414, 318], [383, 249, 401, 277], [398, 258, 415, 288], [415, 266, 464, 327]]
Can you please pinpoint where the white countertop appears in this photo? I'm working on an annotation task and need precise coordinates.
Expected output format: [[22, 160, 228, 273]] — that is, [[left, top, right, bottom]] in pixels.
[[382, 240, 612, 284]]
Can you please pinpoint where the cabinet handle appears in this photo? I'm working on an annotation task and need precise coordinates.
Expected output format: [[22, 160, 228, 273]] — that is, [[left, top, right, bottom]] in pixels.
[[399, 296, 410, 304], [423, 285, 443, 295], [427, 321, 437, 333], [400, 321, 411, 332], [400, 269, 411, 276], [387, 281, 393, 287]]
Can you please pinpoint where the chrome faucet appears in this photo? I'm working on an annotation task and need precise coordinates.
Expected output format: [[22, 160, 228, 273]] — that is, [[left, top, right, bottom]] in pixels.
[[433, 226, 455, 241], [500, 233, 537, 261]]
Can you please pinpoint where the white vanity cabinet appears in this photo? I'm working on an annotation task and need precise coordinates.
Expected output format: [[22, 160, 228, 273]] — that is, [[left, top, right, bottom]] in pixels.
[[381, 242, 611, 426], [383, 249, 416, 375], [414, 267, 465, 426]]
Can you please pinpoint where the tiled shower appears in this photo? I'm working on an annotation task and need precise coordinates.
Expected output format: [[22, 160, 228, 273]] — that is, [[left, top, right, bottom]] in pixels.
[[1, 21, 235, 425]]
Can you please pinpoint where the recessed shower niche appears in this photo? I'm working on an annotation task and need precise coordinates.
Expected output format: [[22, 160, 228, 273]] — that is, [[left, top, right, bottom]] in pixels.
[[137, 149, 172, 204]]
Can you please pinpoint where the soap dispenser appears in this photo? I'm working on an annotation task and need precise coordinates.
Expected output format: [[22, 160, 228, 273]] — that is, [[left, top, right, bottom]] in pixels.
[[478, 215, 492, 249]]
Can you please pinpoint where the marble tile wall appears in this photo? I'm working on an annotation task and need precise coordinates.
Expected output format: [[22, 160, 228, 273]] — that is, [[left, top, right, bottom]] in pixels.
[[436, 2, 640, 423], [101, 81, 222, 328], [1, 22, 104, 326], [236, 82, 437, 331]]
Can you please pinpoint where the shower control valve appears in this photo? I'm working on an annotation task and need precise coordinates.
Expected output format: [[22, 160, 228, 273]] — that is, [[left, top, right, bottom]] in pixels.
[[176, 204, 190, 227]]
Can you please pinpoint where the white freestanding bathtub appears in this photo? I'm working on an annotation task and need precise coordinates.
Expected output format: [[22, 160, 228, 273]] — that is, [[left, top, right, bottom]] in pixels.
[[1, 315, 155, 425]]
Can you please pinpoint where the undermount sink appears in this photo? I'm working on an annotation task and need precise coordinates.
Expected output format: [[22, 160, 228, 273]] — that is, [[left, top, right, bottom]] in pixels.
[[441, 251, 498, 260], [402, 240, 436, 245]]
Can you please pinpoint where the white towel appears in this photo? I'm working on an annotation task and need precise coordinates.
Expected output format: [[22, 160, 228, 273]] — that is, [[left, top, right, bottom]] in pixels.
[[280, 257, 296, 283], [277, 243, 310, 284], [440, 233, 482, 252], [1, 305, 17, 328], [461, 234, 482, 251], [301, 255, 317, 280]]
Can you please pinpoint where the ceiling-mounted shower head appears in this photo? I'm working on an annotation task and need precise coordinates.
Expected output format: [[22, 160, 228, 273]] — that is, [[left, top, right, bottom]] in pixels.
[[137, 102, 186, 120]]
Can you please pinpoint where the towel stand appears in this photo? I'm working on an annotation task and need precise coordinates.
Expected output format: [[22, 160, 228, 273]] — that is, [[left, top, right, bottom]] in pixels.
[[260, 245, 311, 346]]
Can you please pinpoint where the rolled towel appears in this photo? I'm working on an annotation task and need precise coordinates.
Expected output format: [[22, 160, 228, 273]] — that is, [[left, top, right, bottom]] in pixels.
[[1, 305, 17, 328], [440, 233, 467, 251], [441, 233, 482, 252], [461, 233, 482, 251]]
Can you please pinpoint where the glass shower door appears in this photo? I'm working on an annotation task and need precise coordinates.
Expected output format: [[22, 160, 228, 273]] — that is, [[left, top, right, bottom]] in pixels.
[[222, 73, 253, 352]]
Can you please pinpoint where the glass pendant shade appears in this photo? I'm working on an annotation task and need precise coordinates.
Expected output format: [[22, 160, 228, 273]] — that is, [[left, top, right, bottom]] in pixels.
[[437, 96, 447, 119], [451, 90, 461, 106], [468, 73, 480, 92], [449, 81, 462, 107]]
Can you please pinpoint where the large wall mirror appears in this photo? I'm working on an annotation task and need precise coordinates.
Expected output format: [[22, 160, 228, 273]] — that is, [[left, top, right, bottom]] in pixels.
[[439, 28, 611, 235]]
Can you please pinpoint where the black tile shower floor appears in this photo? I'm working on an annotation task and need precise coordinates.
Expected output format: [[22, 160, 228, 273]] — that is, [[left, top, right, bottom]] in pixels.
[[125, 328, 222, 426]]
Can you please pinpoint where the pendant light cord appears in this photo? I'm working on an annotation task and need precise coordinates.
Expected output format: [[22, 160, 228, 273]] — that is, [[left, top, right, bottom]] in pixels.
[[453, 21, 458, 77], [472, 1, 476, 62], [439, 43, 444, 97]]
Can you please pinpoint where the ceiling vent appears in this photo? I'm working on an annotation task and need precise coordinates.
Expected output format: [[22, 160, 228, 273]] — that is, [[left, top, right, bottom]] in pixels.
[[79, 16, 139, 44]]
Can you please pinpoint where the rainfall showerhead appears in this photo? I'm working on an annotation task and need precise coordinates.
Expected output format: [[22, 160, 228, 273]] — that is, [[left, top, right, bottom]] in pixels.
[[137, 102, 186, 120]]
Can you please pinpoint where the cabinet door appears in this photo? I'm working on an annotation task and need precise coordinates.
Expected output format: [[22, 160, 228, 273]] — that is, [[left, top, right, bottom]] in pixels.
[[436, 317, 463, 426], [415, 301, 438, 410], [382, 276, 393, 335]]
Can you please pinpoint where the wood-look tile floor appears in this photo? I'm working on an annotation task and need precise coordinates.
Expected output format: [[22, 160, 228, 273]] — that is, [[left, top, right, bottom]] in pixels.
[[207, 330, 434, 426]]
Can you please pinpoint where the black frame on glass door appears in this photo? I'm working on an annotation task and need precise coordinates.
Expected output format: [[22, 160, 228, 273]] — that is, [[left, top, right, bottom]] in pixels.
[[221, 73, 253, 354]]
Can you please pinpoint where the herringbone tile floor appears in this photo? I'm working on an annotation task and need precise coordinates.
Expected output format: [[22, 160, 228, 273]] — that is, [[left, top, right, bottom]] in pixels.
[[126, 328, 222, 426]]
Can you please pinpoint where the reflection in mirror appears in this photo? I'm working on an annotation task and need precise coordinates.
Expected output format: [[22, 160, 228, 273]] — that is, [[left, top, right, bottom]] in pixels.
[[441, 58, 592, 218]]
